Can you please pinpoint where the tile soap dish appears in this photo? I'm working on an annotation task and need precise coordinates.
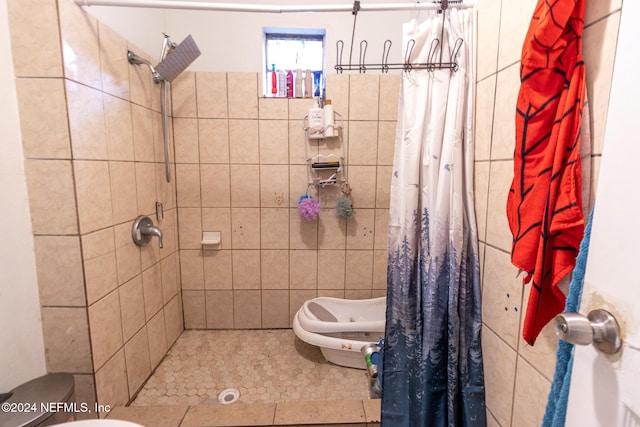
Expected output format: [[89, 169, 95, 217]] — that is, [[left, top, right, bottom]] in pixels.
[[201, 231, 221, 248]]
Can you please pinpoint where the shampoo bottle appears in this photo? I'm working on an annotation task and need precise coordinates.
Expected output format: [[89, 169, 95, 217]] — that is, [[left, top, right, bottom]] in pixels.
[[278, 70, 286, 97], [304, 69, 312, 98], [308, 99, 324, 139], [295, 68, 303, 98], [324, 99, 334, 137], [286, 70, 294, 98], [270, 64, 277, 95]]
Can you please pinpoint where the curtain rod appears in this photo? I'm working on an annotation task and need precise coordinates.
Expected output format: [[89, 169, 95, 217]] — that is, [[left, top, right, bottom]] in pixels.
[[75, 0, 475, 13]]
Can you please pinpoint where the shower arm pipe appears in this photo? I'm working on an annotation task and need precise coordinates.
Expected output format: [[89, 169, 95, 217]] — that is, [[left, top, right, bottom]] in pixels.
[[76, 0, 475, 13]]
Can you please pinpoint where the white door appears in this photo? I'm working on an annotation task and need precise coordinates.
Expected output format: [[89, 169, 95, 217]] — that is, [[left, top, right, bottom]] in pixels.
[[565, 2, 640, 426]]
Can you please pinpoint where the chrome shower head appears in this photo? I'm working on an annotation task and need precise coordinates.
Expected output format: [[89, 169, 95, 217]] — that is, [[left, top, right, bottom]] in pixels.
[[155, 34, 201, 82], [127, 34, 200, 83]]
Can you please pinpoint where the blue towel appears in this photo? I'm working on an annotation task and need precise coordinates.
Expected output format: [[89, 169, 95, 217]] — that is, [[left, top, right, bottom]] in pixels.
[[541, 208, 594, 427]]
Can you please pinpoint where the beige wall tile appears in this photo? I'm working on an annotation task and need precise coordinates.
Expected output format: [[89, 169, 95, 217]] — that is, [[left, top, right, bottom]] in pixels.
[[376, 166, 392, 209], [119, 275, 145, 342], [379, 75, 400, 121], [233, 290, 261, 328], [288, 121, 307, 165], [497, 0, 538, 70], [345, 289, 372, 299], [104, 94, 134, 161], [288, 165, 308, 207], [114, 221, 142, 285], [159, 208, 179, 255], [198, 119, 229, 164], [94, 348, 129, 408], [231, 250, 260, 290], [74, 160, 113, 234], [482, 246, 523, 350], [201, 164, 231, 207], [110, 162, 138, 223], [180, 250, 205, 290], [262, 290, 290, 328], [124, 327, 151, 397], [128, 46, 153, 109], [24, 160, 77, 235], [82, 228, 118, 305], [203, 250, 233, 290], [89, 289, 124, 370], [202, 208, 231, 250], [230, 164, 260, 207], [347, 165, 377, 208], [348, 121, 378, 165], [161, 254, 180, 303], [178, 207, 203, 250], [229, 119, 259, 163], [146, 310, 168, 369], [491, 64, 519, 160], [205, 290, 234, 328], [231, 208, 260, 249], [511, 357, 551, 427], [345, 250, 374, 290], [261, 250, 289, 290], [517, 314, 559, 382], [98, 23, 130, 100], [377, 121, 396, 166], [374, 209, 389, 250], [131, 104, 154, 162], [176, 164, 201, 207], [15, 78, 70, 159], [73, 374, 97, 421], [259, 97, 288, 120], [142, 264, 163, 320], [7, 0, 62, 77], [259, 120, 289, 164], [476, 0, 500, 80], [485, 160, 514, 252], [183, 290, 206, 329], [325, 74, 349, 118], [196, 72, 228, 118], [346, 209, 375, 250], [135, 161, 157, 216], [156, 163, 177, 210], [164, 294, 184, 346], [475, 76, 496, 162], [290, 208, 318, 249], [349, 75, 379, 121], [372, 249, 387, 290], [227, 73, 259, 119], [66, 81, 107, 160], [584, 13, 620, 156], [474, 161, 490, 243], [290, 290, 317, 324], [58, 0, 102, 89], [172, 71, 197, 118], [34, 236, 85, 307], [317, 210, 347, 250], [289, 250, 317, 290], [41, 306, 92, 373], [318, 250, 345, 290], [261, 208, 289, 249], [173, 118, 199, 163], [586, 0, 622, 25], [482, 327, 517, 427]]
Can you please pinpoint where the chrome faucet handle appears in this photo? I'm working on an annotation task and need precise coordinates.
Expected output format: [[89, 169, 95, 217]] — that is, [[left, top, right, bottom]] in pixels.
[[132, 215, 164, 249]]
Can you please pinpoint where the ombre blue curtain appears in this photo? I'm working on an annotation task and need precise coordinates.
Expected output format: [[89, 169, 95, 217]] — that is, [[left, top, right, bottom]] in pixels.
[[381, 8, 486, 427]]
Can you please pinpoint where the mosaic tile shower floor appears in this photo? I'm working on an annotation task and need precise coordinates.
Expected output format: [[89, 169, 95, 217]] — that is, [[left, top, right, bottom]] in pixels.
[[132, 329, 371, 406]]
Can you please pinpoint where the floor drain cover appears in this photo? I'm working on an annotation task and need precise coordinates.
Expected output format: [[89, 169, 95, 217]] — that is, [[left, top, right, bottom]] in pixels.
[[217, 388, 240, 404]]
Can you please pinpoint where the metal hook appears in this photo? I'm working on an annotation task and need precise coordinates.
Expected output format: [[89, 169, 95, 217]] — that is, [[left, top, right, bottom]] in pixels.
[[381, 40, 392, 73], [403, 39, 416, 72], [358, 40, 368, 73], [335, 40, 345, 74]]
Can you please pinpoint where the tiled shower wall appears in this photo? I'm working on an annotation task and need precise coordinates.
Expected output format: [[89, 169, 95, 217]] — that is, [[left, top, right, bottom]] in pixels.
[[8, 0, 183, 412], [172, 72, 398, 329], [475, 0, 621, 426]]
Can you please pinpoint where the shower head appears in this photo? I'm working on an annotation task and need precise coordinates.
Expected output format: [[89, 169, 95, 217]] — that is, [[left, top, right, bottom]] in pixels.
[[127, 34, 201, 83], [155, 34, 201, 82]]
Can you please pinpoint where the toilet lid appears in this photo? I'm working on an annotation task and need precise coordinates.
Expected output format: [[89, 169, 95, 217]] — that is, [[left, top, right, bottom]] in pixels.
[[49, 420, 145, 426]]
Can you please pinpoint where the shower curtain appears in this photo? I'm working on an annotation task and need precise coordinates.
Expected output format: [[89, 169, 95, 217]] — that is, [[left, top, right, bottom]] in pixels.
[[381, 8, 485, 427]]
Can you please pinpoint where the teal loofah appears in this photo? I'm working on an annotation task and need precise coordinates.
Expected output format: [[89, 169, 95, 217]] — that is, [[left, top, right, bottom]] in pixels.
[[336, 196, 354, 219]]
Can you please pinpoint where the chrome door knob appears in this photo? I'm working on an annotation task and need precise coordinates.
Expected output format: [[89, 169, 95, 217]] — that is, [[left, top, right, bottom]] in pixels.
[[554, 309, 622, 354]]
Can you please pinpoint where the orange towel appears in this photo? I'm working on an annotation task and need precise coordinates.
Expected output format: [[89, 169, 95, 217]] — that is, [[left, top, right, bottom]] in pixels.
[[507, 0, 587, 345]]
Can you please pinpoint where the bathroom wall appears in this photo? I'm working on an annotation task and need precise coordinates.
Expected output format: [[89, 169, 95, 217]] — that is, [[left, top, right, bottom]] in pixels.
[[172, 71, 395, 328], [0, 0, 47, 392], [474, 0, 621, 425], [6, 0, 183, 411]]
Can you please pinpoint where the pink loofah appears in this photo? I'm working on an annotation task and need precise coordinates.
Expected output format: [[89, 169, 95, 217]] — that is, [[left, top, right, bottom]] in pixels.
[[297, 195, 321, 221]]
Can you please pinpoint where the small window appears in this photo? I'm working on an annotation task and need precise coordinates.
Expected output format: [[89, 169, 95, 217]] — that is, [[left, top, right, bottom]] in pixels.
[[264, 27, 325, 97]]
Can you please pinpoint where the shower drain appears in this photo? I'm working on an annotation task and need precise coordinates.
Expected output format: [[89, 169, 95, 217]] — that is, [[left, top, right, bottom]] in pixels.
[[217, 388, 240, 404]]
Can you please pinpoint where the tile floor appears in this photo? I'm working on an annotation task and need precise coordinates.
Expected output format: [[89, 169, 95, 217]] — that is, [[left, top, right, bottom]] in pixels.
[[132, 329, 372, 406]]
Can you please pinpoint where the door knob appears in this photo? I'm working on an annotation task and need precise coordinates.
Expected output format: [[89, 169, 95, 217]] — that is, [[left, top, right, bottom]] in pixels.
[[554, 309, 622, 354]]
